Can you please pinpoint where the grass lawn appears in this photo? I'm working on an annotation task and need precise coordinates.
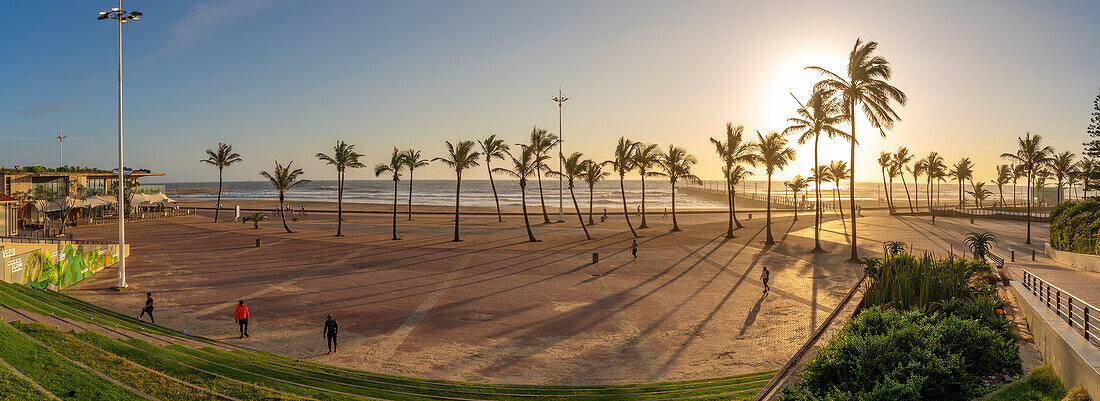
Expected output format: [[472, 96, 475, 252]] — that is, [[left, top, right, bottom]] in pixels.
[[0, 361, 53, 401]]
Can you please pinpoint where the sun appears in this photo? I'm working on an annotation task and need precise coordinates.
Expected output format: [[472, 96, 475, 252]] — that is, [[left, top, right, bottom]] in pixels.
[[762, 50, 848, 179]]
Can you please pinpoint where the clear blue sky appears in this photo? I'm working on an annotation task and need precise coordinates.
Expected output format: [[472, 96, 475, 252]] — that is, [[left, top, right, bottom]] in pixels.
[[2, 1, 1099, 183]]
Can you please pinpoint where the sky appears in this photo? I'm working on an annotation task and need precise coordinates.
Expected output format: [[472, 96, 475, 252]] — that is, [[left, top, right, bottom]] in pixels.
[[2, 0, 1099, 184]]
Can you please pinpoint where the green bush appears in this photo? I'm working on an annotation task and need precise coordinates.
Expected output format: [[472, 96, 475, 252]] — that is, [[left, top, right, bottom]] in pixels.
[[1050, 199, 1100, 254], [779, 307, 1020, 401], [985, 365, 1066, 401]]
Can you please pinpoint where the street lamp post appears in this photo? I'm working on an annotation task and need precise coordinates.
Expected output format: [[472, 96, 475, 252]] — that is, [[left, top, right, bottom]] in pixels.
[[551, 87, 569, 222], [98, 2, 141, 290], [56, 130, 65, 167]]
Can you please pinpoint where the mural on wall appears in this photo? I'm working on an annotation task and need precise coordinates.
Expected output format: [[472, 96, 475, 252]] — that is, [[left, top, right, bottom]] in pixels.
[[18, 245, 117, 289]]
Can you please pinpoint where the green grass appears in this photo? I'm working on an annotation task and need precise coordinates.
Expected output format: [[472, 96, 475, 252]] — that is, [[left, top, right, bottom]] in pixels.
[[0, 361, 53, 401], [986, 365, 1067, 401]]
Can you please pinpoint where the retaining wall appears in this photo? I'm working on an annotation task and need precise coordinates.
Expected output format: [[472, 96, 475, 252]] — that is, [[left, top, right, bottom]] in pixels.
[[1045, 242, 1100, 273], [1010, 280, 1100, 396]]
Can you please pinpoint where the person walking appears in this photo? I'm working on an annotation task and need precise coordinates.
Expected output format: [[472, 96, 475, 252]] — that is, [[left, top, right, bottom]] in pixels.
[[663, 208, 668, 219], [761, 266, 770, 293], [138, 292, 154, 323], [323, 314, 339, 354], [630, 239, 639, 260], [235, 300, 250, 338]]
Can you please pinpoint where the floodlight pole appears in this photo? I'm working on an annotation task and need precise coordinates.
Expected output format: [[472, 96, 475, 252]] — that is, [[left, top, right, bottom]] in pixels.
[[57, 130, 66, 167], [552, 87, 569, 222]]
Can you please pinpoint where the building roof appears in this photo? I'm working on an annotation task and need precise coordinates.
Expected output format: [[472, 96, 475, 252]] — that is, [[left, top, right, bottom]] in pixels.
[[0, 193, 18, 202]]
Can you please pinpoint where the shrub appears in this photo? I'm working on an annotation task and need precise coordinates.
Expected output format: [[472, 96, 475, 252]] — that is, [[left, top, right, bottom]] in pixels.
[[985, 365, 1066, 401], [1050, 199, 1100, 254]]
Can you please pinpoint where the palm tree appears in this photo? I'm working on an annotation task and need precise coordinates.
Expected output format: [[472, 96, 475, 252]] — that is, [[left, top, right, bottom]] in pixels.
[[1001, 133, 1054, 244], [547, 152, 592, 240], [886, 162, 903, 212], [727, 165, 753, 228], [259, 161, 310, 233], [242, 212, 267, 230], [402, 149, 432, 221], [632, 143, 662, 229], [497, 145, 539, 242], [528, 127, 559, 224], [433, 141, 480, 242], [785, 175, 810, 222], [892, 147, 915, 213], [479, 135, 509, 222], [374, 148, 407, 240], [757, 131, 796, 245], [994, 164, 1013, 206], [809, 38, 907, 262], [654, 145, 700, 232], [1050, 151, 1076, 205], [785, 90, 849, 252], [932, 162, 950, 208], [924, 152, 946, 208], [604, 137, 640, 238], [829, 160, 850, 220], [711, 123, 759, 236], [877, 152, 894, 213], [200, 143, 243, 223], [950, 158, 974, 207], [316, 141, 365, 236], [581, 160, 610, 226], [911, 157, 927, 211], [968, 182, 993, 207], [1079, 159, 1096, 198], [1012, 164, 1027, 207]]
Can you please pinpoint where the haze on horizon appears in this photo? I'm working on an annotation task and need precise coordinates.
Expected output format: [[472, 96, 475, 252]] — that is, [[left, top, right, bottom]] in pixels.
[[2, 0, 1098, 184]]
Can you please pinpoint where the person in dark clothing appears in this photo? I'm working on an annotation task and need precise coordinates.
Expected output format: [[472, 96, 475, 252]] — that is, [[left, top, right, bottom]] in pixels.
[[235, 300, 250, 338], [630, 240, 639, 260], [323, 314, 339, 354], [138, 292, 154, 323], [761, 266, 771, 293]]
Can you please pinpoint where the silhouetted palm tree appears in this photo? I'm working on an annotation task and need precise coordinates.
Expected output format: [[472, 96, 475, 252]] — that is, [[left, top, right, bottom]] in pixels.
[[893, 147, 915, 213], [711, 123, 760, 237], [877, 152, 894, 213], [581, 160, 610, 226], [785, 175, 810, 222], [402, 149, 432, 221], [727, 165, 753, 226], [1050, 151, 1076, 205], [497, 145, 539, 242], [434, 141, 480, 242], [829, 160, 850, 220], [809, 38, 907, 262], [479, 135, 509, 222], [968, 182, 993, 207], [1001, 133, 1054, 244], [654, 145, 700, 232], [547, 152, 592, 240], [316, 141, 365, 236], [529, 127, 558, 224], [374, 148, 407, 240], [785, 89, 848, 252], [1079, 159, 1096, 198], [950, 158, 974, 208], [911, 156, 927, 211], [924, 152, 946, 208], [1012, 164, 1026, 207], [605, 137, 640, 238], [994, 164, 1013, 206], [201, 143, 243, 223], [260, 161, 310, 233], [757, 131, 796, 245], [632, 143, 662, 229]]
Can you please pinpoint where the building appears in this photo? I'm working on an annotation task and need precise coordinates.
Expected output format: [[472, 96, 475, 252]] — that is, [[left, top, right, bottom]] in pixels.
[[0, 193, 16, 236], [1, 167, 164, 197]]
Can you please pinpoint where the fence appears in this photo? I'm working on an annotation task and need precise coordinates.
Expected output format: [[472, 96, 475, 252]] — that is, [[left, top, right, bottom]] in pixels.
[[930, 206, 1052, 222], [1022, 269, 1100, 346], [0, 235, 115, 245]]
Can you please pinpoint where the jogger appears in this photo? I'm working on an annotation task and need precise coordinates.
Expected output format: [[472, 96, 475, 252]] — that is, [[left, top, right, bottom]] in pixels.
[[630, 240, 639, 260], [138, 292, 154, 324], [323, 314, 339, 354], [235, 300, 250, 338]]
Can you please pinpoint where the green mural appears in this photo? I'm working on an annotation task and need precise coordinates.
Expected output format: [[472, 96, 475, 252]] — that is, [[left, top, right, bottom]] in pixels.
[[20, 245, 117, 289]]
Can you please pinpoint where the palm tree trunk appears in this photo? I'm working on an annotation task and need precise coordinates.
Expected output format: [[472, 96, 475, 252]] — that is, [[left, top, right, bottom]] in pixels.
[[639, 175, 648, 229], [846, 115, 858, 263], [671, 180, 680, 231], [733, 184, 743, 229], [725, 171, 733, 237], [336, 170, 343, 236], [537, 165, 551, 224], [279, 192, 292, 233], [835, 181, 845, 219], [793, 190, 799, 221], [765, 173, 774, 245], [880, 166, 890, 214], [214, 168, 223, 223], [588, 183, 595, 226], [391, 180, 398, 240], [521, 184, 536, 242], [913, 174, 920, 211], [620, 175, 638, 238], [1013, 178, 1018, 207], [570, 185, 590, 240], [1026, 173, 1032, 244], [901, 174, 914, 213], [813, 137, 823, 252], [408, 169, 414, 221], [453, 172, 461, 242], [488, 162, 502, 222]]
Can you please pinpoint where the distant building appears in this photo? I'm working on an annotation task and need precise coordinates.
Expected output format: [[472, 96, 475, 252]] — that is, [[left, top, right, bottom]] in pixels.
[[0, 193, 16, 236], [1, 167, 165, 197]]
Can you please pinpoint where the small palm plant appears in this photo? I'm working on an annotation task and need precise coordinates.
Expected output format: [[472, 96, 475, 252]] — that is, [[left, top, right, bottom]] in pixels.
[[316, 141, 364, 236], [433, 140, 481, 242], [964, 231, 997, 260], [547, 152, 591, 240], [479, 135, 510, 222], [200, 143, 243, 223], [654, 145, 700, 232], [243, 212, 267, 230], [402, 149, 432, 221], [757, 131, 796, 245], [581, 159, 610, 226], [785, 175, 809, 221], [374, 148, 407, 240], [497, 144, 540, 242], [259, 161, 310, 233]]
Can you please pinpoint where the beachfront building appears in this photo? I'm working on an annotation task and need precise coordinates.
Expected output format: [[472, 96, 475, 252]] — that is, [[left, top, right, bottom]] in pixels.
[[0, 166, 164, 197], [0, 193, 17, 236]]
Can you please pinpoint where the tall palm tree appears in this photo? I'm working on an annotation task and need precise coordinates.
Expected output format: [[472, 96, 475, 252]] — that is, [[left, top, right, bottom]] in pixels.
[[632, 143, 662, 229], [757, 131, 796, 245], [497, 145, 539, 242], [711, 123, 759, 236], [201, 143, 243, 223], [950, 158, 974, 208], [547, 152, 591, 240], [654, 145, 700, 232], [374, 148, 407, 240], [1050, 151, 1076, 205], [728, 165, 753, 228], [479, 135, 509, 222], [886, 162, 903, 213], [316, 141, 365, 236], [785, 90, 849, 252], [402, 149, 432, 221], [924, 152, 946, 208], [1012, 163, 1027, 207], [581, 160, 610, 226], [1079, 159, 1096, 198], [1002, 133, 1054, 244], [911, 157, 927, 211], [829, 160, 850, 220], [994, 164, 1013, 206], [259, 161, 310, 233], [809, 38, 907, 262], [877, 152, 894, 213], [785, 175, 810, 222], [433, 141, 480, 242], [528, 127, 559, 224], [892, 147, 915, 213], [604, 137, 640, 238]]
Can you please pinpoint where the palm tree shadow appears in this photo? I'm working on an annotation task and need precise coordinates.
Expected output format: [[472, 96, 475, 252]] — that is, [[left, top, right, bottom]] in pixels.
[[738, 292, 767, 336]]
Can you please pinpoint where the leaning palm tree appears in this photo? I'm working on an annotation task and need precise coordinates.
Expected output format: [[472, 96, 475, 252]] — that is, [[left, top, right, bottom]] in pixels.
[[877, 152, 894, 213], [924, 152, 946, 208], [712, 123, 761, 236], [604, 137, 640, 238], [1001, 133, 1054, 244], [632, 143, 662, 229], [374, 148, 407, 240], [547, 152, 592, 240], [911, 157, 927, 211], [316, 141, 365, 236], [968, 182, 993, 208], [994, 164, 1013, 206], [653, 145, 700, 232], [479, 135, 509, 222], [785, 175, 810, 222], [259, 161, 310, 233], [528, 127, 559, 224], [728, 165, 753, 226], [201, 143, 243, 223], [1050, 151, 1076, 205], [402, 149, 432, 221], [829, 160, 850, 220], [433, 140, 480, 242], [892, 147, 915, 213], [809, 38, 907, 262], [785, 90, 849, 251], [581, 159, 611, 226], [496, 145, 540, 242], [757, 131, 796, 245]]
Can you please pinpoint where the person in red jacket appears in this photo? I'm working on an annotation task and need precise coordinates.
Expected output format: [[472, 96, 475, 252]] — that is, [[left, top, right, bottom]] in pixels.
[[235, 300, 250, 338]]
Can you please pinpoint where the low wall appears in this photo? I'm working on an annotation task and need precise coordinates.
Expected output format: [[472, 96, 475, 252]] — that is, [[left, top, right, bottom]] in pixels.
[[1, 240, 128, 289], [1010, 280, 1100, 396], [1045, 242, 1100, 273]]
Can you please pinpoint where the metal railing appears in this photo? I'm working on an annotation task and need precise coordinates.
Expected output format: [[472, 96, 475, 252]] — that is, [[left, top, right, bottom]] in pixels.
[[0, 235, 115, 245], [930, 206, 1051, 222], [1021, 269, 1100, 346]]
